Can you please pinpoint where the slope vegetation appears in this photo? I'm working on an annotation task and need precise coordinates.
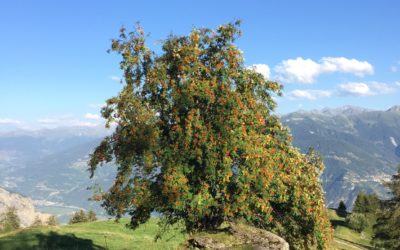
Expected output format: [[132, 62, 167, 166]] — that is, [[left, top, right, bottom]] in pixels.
[[0, 218, 185, 250], [0, 211, 377, 250]]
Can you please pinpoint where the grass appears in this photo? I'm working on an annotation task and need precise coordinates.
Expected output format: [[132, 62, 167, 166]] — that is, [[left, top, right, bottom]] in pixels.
[[0, 218, 186, 250], [0, 210, 379, 250], [327, 208, 374, 250]]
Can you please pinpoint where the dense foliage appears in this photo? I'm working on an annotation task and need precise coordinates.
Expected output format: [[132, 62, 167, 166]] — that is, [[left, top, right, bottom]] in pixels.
[[0, 207, 20, 233], [345, 213, 369, 233], [372, 165, 400, 249], [89, 21, 332, 249], [352, 192, 380, 214]]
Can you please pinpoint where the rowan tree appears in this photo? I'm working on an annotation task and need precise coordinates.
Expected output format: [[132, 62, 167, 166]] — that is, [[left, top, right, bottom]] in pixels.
[[89, 21, 332, 249]]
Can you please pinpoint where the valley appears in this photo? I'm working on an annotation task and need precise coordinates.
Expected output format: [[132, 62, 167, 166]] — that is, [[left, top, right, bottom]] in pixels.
[[0, 106, 399, 219]]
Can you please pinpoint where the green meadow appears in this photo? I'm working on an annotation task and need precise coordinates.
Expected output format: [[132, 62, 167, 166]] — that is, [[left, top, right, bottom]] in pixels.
[[0, 209, 377, 250]]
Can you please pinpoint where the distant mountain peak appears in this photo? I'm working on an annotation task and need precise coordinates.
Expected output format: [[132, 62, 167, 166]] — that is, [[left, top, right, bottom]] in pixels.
[[286, 105, 374, 117], [282, 106, 400, 209], [387, 105, 400, 112], [320, 105, 371, 115]]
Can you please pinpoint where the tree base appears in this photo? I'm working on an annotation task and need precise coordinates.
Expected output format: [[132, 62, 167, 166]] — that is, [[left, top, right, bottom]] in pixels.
[[185, 223, 289, 250]]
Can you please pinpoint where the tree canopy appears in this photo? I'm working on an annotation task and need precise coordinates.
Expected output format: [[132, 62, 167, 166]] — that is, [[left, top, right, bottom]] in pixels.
[[353, 192, 380, 214], [89, 21, 332, 249], [373, 165, 400, 249], [337, 200, 347, 217]]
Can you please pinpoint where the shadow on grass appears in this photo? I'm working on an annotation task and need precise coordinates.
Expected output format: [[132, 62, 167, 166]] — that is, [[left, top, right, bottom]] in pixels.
[[330, 219, 347, 228], [0, 231, 105, 250]]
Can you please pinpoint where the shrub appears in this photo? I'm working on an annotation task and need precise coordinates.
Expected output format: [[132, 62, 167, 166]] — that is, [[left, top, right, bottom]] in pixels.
[[87, 210, 97, 222], [346, 213, 369, 233], [69, 210, 88, 224], [46, 215, 58, 226], [69, 210, 97, 224]]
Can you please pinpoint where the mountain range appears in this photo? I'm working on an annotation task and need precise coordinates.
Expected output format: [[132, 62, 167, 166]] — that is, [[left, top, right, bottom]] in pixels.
[[0, 126, 114, 222], [282, 105, 400, 208], [0, 105, 399, 219]]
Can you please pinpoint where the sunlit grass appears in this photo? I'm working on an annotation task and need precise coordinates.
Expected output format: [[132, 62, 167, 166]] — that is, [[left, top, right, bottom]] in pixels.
[[327, 208, 373, 250], [0, 218, 187, 250]]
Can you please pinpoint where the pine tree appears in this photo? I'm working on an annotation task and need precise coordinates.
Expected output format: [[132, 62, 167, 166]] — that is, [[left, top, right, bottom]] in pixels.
[[372, 165, 400, 249], [337, 200, 347, 217], [89, 21, 332, 249]]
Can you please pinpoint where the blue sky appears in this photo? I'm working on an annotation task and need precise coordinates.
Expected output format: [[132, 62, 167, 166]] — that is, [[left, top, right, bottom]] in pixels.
[[1, 1, 399, 129]]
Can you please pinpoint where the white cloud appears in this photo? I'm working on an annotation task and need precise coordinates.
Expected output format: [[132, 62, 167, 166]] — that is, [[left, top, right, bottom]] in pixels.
[[85, 113, 101, 120], [286, 81, 398, 100], [0, 118, 21, 124], [337, 82, 372, 96], [286, 89, 333, 100], [275, 57, 374, 84], [321, 57, 373, 76], [391, 61, 400, 73], [337, 82, 397, 96], [37, 115, 101, 128], [73, 121, 100, 127], [275, 58, 320, 83], [109, 76, 121, 81], [37, 118, 59, 124], [369, 82, 397, 94], [248, 64, 271, 79]]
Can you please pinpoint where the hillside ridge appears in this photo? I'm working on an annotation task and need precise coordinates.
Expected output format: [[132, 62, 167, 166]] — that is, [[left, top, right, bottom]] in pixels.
[[0, 187, 51, 227]]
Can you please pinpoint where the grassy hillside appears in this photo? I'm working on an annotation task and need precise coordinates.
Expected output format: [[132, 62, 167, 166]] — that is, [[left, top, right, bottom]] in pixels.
[[0, 210, 378, 249], [327, 209, 374, 250], [0, 218, 186, 250]]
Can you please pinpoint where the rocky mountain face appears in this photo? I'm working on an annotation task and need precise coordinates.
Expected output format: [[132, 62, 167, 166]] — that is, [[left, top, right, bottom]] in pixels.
[[0, 187, 51, 227], [282, 105, 400, 209]]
